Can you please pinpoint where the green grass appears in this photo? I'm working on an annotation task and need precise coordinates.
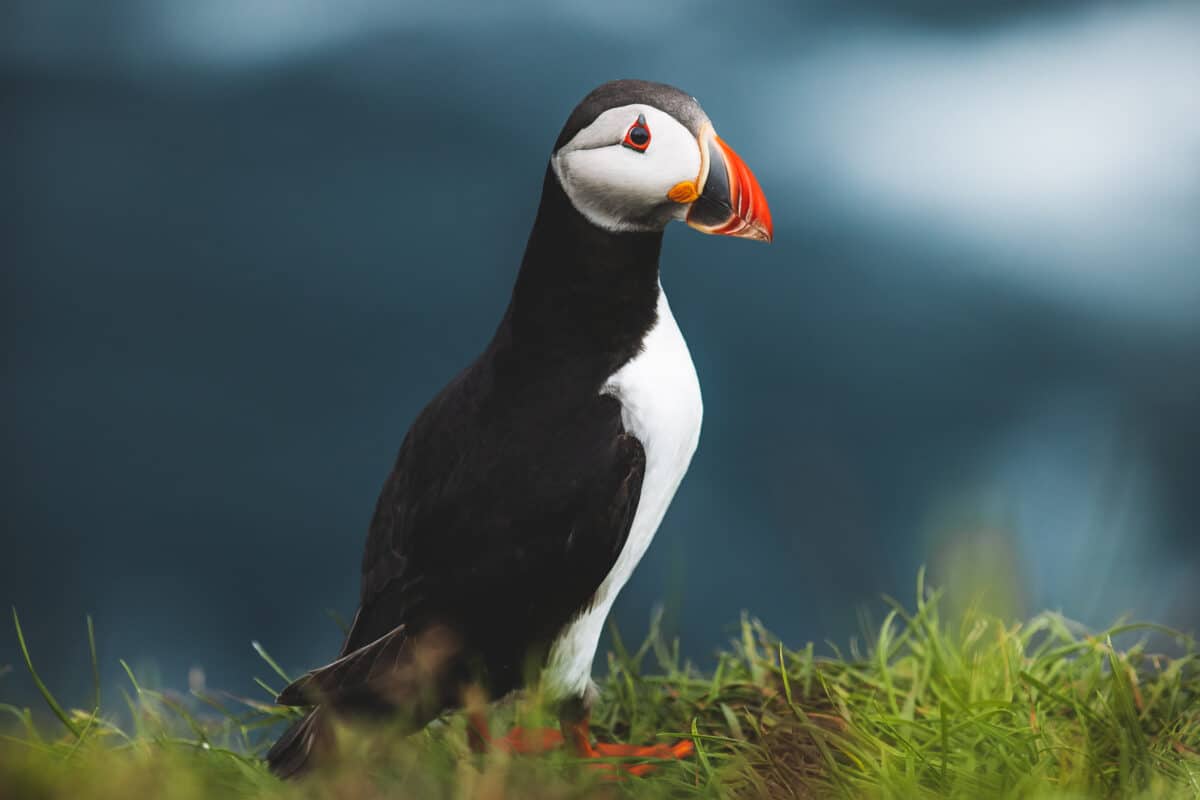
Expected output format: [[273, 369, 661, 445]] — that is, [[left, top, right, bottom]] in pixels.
[[2, 573, 1198, 799]]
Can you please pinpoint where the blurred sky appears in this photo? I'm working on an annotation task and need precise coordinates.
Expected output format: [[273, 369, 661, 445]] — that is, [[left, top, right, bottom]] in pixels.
[[2, 0, 1198, 712]]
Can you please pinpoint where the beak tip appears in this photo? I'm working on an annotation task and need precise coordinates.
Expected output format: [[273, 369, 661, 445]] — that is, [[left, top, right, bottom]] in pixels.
[[745, 216, 773, 243]]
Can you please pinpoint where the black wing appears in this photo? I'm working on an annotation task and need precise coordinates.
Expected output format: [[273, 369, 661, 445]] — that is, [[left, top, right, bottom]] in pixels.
[[281, 354, 644, 711]]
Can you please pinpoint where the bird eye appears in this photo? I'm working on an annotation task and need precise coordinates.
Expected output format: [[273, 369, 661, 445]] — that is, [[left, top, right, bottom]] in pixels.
[[622, 114, 651, 152]]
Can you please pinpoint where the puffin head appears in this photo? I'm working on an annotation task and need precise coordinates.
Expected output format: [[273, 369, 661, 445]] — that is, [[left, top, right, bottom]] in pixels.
[[551, 79, 773, 242]]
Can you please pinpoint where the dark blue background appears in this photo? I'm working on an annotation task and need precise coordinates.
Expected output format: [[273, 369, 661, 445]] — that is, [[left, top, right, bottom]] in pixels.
[[3, 0, 1198, 713]]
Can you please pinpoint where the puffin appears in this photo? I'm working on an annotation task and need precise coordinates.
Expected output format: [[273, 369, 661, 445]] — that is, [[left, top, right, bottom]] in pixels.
[[266, 79, 772, 777]]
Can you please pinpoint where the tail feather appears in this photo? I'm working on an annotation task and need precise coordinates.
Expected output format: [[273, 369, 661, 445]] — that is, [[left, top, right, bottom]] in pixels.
[[266, 707, 328, 779], [266, 623, 463, 777], [276, 623, 409, 708]]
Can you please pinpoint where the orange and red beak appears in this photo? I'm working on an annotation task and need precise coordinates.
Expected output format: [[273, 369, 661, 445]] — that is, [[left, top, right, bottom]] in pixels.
[[685, 129, 773, 243]]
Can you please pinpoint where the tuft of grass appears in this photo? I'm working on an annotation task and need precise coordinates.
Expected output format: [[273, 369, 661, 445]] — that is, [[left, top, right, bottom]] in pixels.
[[2, 575, 1198, 799]]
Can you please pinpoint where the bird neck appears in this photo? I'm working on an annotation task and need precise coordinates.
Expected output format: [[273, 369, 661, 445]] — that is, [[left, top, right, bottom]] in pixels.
[[502, 167, 664, 375]]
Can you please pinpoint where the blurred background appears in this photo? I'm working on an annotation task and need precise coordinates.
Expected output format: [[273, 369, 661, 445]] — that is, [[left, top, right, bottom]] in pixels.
[[3, 0, 1198, 712]]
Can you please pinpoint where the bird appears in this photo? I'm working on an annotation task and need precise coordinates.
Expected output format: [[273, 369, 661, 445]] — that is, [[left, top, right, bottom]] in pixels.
[[266, 78, 772, 778]]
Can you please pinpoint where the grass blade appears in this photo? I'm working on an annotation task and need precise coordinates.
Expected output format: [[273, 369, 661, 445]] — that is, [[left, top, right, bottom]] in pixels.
[[11, 606, 80, 738], [250, 641, 291, 685], [86, 614, 101, 713]]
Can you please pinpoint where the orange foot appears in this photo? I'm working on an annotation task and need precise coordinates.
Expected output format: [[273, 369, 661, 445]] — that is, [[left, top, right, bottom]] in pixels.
[[468, 712, 693, 776], [563, 717, 694, 778]]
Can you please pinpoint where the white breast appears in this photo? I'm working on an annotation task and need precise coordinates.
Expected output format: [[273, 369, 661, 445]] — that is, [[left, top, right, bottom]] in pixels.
[[543, 283, 703, 700]]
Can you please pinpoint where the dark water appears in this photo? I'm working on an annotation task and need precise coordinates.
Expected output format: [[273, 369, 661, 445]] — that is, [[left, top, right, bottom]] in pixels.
[[3, 0, 1198, 713]]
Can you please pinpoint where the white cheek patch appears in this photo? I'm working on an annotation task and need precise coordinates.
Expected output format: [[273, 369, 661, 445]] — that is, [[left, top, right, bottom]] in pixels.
[[552, 105, 701, 233]]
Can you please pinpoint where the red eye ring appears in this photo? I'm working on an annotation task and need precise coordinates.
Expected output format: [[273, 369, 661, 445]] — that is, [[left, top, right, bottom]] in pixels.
[[622, 113, 651, 152]]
